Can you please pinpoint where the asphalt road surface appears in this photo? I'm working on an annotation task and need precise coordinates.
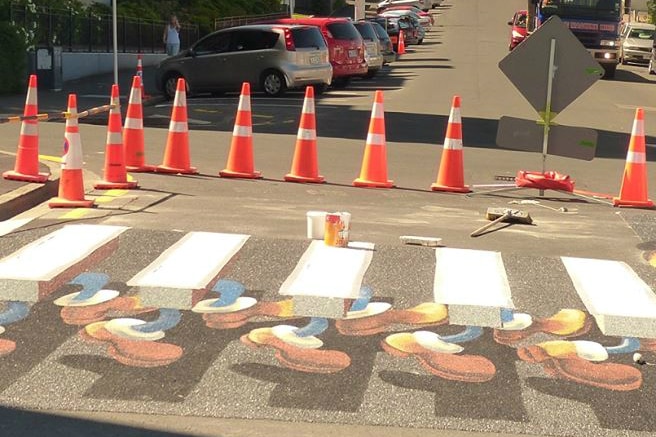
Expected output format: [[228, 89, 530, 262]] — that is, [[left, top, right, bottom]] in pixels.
[[1, 1, 656, 437]]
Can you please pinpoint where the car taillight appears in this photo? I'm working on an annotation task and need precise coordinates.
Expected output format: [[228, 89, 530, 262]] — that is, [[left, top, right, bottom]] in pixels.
[[283, 28, 295, 51]]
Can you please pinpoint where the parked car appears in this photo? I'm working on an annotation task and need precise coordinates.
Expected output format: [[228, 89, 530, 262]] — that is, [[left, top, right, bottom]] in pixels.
[[155, 24, 332, 98], [377, 5, 435, 27], [508, 10, 528, 50], [620, 22, 655, 65], [649, 39, 656, 74], [377, 0, 431, 13], [378, 15, 420, 48], [368, 20, 396, 64], [272, 17, 367, 87], [380, 9, 431, 32], [354, 21, 384, 78]]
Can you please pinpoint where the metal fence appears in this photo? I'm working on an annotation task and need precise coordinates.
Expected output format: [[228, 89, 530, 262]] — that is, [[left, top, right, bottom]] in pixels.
[[214, 11, 291, 31], [10, 4, 199, 54]]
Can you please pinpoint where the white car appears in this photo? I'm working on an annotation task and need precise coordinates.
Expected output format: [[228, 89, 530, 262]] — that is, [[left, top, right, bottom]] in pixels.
[[377, 0, 431, 12]]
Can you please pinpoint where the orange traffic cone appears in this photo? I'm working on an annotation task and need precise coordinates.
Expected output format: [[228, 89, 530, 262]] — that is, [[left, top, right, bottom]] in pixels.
[[136, 54, 149, 99], [353, 90, 394, 188], [220, 82, 262, 179], [94, 85, 139, 189], [431, 96, 471, 193], [3, 75, 49, 183], [124, 75, 156, 172], [398, 30, 406, 55], [157, 78, 198, 174], [49, 94, 94, 208], [613, 108, 653, 208], [285, 86, 324, 184]]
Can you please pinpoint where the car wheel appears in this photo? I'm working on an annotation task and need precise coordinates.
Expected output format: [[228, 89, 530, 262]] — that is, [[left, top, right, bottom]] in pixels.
[[418, 38, 424, 45], [332, 77, 351, 88], [621, 57, 627, 65], [163, 73, 182, 100], [364, 69, 378, 79], [261, 70, 286, 97]]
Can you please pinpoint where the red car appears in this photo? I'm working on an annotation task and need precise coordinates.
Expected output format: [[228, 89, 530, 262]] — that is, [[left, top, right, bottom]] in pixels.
[[272, 17, 367, 87], [508, 10, 528, 50]]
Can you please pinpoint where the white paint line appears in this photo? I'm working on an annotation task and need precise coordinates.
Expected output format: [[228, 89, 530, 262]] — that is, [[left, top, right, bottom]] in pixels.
[[279, 240, 374, 300], [0, 218, 33, 237], [562, 256, 656, 338], [128, 232, 249, 290], [434, 247, 514, 328], [0, 225, 128, 302]]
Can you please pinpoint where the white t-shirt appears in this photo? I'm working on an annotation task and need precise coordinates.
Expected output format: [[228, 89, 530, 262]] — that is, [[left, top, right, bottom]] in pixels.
[[166, 25, 180, 44]]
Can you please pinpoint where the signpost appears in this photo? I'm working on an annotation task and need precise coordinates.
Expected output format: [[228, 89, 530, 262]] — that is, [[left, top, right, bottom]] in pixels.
[[496, 16, 604, 194]]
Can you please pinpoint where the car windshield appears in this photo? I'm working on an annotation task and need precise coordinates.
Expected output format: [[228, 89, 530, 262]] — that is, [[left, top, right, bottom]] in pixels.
[[355, 22, 378, 41], [514, 13, 527, 28], [291, 27, 327, 48], [628, 28, 655, 39], [327, 22, 362, 40], [371, 22, 390, 39], [539, 0, 622, 21]]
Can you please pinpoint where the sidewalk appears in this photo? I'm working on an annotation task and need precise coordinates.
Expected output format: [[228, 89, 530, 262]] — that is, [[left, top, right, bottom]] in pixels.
[[0, 68, 160, 222]]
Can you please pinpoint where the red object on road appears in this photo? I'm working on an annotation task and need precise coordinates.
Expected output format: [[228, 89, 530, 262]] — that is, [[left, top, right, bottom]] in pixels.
[[515, 171, 574, 192], [94, 85, 139, 189], [508, 10, 528, 50], [613, 108, 653, 208], [3, 75, 49, 183], [285, 86, 324, 184]]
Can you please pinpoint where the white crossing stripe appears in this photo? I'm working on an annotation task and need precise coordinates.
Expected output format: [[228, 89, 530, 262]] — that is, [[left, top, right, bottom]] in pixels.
[[0, 225, 128, 302], [434, 248, 514, 328], [280, 240, 374, 318], [128, 232, 250, 310], [562, 256, 656, 338]]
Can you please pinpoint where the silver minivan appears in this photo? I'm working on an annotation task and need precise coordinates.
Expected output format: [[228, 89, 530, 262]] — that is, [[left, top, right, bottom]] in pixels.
[[156, 24, 332, 98]]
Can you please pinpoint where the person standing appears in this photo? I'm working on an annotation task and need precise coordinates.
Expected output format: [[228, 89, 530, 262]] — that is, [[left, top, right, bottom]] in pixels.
[[163, 15, 181, 56]]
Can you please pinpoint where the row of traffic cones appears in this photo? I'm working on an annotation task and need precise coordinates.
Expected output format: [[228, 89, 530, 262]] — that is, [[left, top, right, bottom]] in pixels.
[[3, 75, 653, 209]]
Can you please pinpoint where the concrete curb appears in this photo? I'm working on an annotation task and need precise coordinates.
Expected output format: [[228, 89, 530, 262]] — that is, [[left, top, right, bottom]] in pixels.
[[0, 153, 61, 221]]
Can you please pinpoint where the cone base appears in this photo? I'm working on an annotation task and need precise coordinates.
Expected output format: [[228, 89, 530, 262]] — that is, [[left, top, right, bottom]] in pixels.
[[431, 183, 471, 193], [156, 165, 199, 175], [284, 173, 325, 184], [48, 197, 95, 209], [353, 178, 394, 188], [613, 197, 654, 208], [219, 169, 262, 179], [94, 180, 139, 190], [127, 164, 158, 173], [3, 170, 49, 183]]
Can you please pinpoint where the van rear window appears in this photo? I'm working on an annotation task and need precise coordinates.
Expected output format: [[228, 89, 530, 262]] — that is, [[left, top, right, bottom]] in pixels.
[[326, 22, 362, 40], [291, 27, 327, 48], [354, 22, 378, 41]]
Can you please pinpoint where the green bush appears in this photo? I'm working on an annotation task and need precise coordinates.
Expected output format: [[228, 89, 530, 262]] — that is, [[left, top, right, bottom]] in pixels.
[[0, 21, 27, 94]]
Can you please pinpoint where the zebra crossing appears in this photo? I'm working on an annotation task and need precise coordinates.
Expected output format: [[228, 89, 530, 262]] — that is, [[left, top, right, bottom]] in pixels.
[[0, 223, 654, 437]]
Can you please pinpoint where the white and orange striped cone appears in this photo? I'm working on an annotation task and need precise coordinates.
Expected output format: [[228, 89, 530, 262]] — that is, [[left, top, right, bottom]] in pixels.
[[136, 54, 149, 99], [614, 108, 653, 208], [124, 75, 156, 172], [220, 82, 262, 179], [94, 85, 139, 189], [431, 96, 471, 193], [49, 94, 94, 208], [285, 86, 324, 183], [398, 30, 406, 55], [157, 78, 198, 174], [353, 90, 394, 188], [3, 75, 49, 183]]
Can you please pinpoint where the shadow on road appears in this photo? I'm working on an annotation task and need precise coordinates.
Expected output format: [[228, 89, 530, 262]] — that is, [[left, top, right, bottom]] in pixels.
[[611, 67, 655, 84], [0, 405, 194, 437]]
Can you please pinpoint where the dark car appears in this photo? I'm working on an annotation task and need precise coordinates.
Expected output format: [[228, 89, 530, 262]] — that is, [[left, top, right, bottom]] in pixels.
[[368, 20, 396, 64], [380, 15, 420, 48]]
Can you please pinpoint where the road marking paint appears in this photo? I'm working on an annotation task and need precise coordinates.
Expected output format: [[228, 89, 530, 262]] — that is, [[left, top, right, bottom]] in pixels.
[[0, 225, 128, 302], [562, 256, 656, 338], [0, 218, 33, 237], [38, 155, 63, 163], [434, 248, 514, 328], [94, 189, 129, 204], [279, 240, 374, 318], [128, 232, 250, 310], [59, 208, 91, 219]]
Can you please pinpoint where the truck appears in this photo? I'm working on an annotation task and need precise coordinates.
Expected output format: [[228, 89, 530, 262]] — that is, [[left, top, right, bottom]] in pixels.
[[533, 0, 627, 79]]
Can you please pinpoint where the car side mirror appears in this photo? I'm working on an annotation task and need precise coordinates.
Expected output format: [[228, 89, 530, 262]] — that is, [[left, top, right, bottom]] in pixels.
[[508, 21, 513, 26]]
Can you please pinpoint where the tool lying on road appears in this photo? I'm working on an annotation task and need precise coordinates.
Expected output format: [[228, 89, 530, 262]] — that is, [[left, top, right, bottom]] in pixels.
[[400, 236, 443, 247], [470, 208, 533, 238], [508, 199, 575, 213]]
